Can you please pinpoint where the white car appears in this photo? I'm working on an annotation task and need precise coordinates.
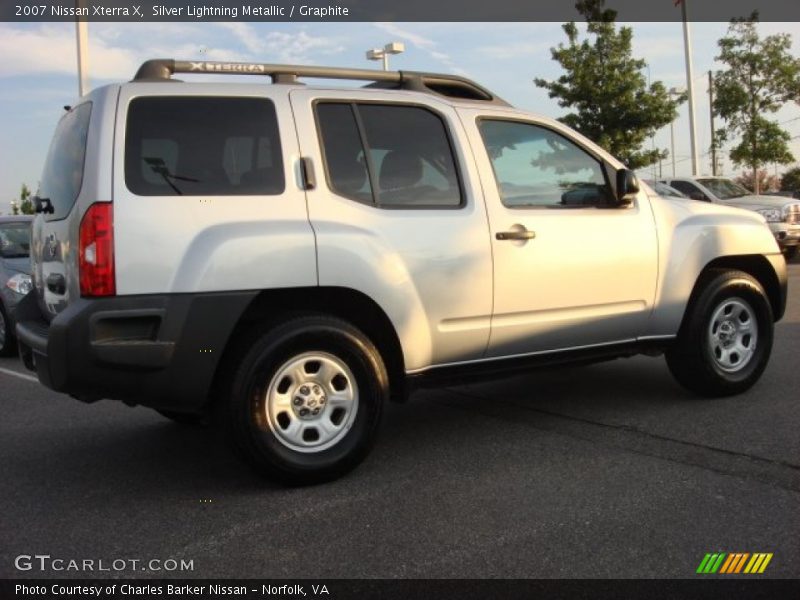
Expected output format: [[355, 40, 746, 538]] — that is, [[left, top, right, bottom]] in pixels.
[[661, 176, 800, 259], [16, 60, 787, 483]]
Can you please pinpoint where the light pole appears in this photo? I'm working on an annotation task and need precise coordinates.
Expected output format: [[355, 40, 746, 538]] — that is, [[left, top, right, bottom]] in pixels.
[[366, 42, 405, 71], [75, 0, 89, 96], [668, 87, 685, 178], [679, 0, 700, 176]]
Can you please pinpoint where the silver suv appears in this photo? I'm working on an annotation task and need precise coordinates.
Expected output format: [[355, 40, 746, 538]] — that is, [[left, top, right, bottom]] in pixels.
[[17, 60, 788, 483]]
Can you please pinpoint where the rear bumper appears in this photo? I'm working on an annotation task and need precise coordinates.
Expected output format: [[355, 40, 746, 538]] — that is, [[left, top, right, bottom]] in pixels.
[[15, 290, 256, 410]]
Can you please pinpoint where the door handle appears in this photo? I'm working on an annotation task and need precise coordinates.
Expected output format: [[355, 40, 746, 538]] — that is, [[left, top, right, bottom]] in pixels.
[[301, 157, 316, 191], [46, 273, 66, 295], [496, 229, 536, 241]]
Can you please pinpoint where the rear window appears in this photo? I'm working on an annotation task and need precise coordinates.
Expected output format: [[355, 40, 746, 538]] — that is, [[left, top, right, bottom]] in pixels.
[[39, 102, 92, 220], [125, 97, 284, 196]]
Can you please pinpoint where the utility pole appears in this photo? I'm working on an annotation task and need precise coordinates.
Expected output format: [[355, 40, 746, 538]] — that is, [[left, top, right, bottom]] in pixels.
[[75, 0, 89, 96], [680, 0, 700, 176], [668, 87, 684, 177], [708, 70, 717, 176]]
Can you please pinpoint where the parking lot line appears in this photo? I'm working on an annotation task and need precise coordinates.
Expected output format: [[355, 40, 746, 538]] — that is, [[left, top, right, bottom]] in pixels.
[[0, 366, 38, 383]]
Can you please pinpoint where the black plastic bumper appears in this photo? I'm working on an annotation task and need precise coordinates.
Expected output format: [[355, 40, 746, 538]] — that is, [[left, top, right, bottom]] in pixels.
[[15, 290, 256, 410]]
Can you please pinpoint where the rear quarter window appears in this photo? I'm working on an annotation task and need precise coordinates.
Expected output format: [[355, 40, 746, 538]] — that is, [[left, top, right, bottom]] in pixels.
[[124, 97, 284, 196], [38, 102, 92, 220]]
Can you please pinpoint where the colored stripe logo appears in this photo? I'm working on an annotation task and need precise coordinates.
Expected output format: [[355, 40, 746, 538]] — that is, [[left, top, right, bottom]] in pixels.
[[696, 552, 773, 574]]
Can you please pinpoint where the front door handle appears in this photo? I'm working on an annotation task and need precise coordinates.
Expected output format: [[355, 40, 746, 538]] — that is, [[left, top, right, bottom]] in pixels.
[[496, 229, 536, 241]]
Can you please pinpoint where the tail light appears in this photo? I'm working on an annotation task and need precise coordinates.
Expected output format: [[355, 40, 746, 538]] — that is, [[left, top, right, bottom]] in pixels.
[[79, 202, 115, 296]]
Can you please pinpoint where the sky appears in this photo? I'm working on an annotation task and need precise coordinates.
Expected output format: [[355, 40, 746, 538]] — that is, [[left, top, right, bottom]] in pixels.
[[1, 20, 799, 212]]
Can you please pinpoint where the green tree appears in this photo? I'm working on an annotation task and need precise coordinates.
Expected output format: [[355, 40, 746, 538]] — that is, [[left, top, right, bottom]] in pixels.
[[781, 166, 800, 192], [534, 0, 684, 169], [16, 183, 35, 215], [713, 14, 800, 194]]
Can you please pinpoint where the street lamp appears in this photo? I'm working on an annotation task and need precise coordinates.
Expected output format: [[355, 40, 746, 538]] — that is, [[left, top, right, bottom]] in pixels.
[[668, 87, 686, 178], [366, 42, 405, 71], [75, 0, 89, 96]]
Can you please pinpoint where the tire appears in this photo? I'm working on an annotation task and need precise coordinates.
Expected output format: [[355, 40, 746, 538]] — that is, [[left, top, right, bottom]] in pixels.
[[666, 269, 773, 397], [783, 246, 798, 261], [155, 409, 208, 426], [0, 303, 17, 357], [220, 314, 388, 485]]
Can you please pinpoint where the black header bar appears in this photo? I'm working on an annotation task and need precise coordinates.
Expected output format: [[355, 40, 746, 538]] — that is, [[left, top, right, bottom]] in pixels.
[[3, 0, 800, 22]]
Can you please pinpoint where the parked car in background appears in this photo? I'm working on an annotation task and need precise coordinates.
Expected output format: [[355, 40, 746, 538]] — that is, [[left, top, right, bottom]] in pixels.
[[0, 216, 33, 355], [764, 190, 800, 200], [642, 179, 688, 199], [661, 176, 800, 259]]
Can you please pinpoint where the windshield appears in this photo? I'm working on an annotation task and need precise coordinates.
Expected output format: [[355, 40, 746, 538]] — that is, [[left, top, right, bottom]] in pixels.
[[0, 222, 32, 258], [654, 182, 687, 198], [697, 178, 750, 200]]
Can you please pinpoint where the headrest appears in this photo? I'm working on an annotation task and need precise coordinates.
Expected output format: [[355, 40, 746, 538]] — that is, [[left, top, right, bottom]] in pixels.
[[379, 150, 422, 192]]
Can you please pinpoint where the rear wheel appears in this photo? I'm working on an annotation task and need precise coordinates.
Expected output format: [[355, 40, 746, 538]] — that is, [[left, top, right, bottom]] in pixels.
[[220, 315, 387, 485], [0, 304, 17, 357], [666, 269, 773, 397]]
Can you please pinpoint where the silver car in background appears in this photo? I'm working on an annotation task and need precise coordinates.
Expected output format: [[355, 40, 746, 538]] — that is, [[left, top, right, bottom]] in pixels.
[[661, 176, 800, 259], [0, 216, 33, 355]]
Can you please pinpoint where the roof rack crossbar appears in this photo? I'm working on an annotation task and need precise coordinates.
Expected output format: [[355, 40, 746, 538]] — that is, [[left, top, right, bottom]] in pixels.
[[133, 59, 510, 106]]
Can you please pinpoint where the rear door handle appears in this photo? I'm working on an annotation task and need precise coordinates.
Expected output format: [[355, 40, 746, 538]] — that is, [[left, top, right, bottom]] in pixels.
[[301, 157, 316, 191], [496, 229, 536, 241], [46, 273, 66, 295]]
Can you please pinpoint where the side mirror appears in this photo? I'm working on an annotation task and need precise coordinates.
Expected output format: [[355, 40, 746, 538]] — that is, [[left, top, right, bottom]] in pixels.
[[615, 169, 639, 206], [689, 191, 707, 201]]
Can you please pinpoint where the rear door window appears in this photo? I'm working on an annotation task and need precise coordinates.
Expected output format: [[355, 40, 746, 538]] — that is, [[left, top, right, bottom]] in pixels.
[[38, 102, 92, 220], [315, 102, 463, 208], [125, 97, 284, 196]]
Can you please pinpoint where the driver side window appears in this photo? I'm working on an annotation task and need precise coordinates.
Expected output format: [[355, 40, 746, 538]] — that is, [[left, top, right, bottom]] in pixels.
[[478, 119, 611, 208]]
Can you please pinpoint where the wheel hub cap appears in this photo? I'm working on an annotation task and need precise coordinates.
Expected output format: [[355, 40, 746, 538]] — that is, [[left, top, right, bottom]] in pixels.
[[265, 352, 358, 453], [707, 297, 758, 373], [293, 384, 328, 419]]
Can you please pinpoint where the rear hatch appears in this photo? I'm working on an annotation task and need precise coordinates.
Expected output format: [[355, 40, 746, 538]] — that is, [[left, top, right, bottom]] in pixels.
[[31, 103, 92, 320]]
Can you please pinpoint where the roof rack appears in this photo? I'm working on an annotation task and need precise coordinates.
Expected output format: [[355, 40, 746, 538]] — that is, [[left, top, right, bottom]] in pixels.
[[133, 59, 510, 106]]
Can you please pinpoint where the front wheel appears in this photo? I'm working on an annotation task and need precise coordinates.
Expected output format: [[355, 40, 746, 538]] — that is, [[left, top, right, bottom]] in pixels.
[[666, 269, 773, 397], [221, 315, 388, 485]]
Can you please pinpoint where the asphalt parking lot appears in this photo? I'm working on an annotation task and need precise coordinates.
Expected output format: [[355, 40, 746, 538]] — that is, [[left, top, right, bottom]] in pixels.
[[1, 262, 798, 580]]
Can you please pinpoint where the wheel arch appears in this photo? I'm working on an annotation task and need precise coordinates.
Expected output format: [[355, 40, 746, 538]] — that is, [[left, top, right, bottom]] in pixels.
[[678, 255, 786, 334], [213, 286, 407, 403]]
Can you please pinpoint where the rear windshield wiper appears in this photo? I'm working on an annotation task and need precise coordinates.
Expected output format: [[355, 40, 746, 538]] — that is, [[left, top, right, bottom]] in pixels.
[[143, 157, 198, 196]]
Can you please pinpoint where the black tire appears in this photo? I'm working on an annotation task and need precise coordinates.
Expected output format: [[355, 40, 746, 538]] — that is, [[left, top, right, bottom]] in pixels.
[[219, 314, 388, 485], [0, 303, 17, 357], [783, 246, 798, 261], [155, 409, 208, 426], [666, 269, 773, 397]]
